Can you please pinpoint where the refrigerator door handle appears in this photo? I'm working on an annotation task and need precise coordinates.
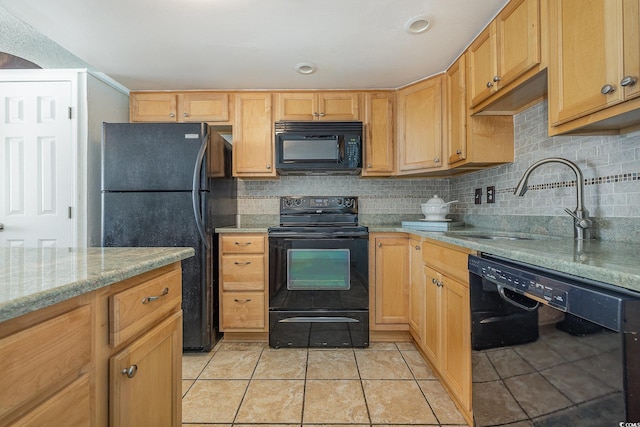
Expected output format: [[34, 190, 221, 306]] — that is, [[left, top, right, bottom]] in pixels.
[[192, 128, 210, 249]]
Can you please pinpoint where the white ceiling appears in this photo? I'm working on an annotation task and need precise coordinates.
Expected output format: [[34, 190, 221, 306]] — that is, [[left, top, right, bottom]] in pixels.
[[1, 0, 509, 91]]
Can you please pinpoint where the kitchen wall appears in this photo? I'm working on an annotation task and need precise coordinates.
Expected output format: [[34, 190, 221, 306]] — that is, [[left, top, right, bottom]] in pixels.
[[239, 100, 639, 240]]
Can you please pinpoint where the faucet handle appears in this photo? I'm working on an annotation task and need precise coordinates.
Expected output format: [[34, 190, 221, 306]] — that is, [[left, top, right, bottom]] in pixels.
[[563, 208, 592, 229]]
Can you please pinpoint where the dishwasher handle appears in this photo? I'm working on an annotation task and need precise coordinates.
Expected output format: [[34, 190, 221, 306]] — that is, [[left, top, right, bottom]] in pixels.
[[497, 284, 539, 312]]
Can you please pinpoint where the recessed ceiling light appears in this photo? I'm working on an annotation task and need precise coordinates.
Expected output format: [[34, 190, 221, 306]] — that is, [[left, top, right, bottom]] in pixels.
[[294, 62, 317, 75], [404, 15, 430, 34]]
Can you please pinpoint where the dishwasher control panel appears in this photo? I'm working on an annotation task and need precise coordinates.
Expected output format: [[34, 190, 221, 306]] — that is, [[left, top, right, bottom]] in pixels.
[[468, 254, 640, 332], [470, 258, 568, 311]]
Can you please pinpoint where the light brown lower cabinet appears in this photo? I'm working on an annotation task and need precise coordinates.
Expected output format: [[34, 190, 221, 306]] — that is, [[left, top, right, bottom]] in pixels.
[[0, 262, 184, 427], [415, 240, 473, 426], [110, 311, 182, 427]]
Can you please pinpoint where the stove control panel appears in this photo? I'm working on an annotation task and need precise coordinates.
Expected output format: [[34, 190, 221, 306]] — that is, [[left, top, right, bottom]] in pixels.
[[281, 196, 358, 213]]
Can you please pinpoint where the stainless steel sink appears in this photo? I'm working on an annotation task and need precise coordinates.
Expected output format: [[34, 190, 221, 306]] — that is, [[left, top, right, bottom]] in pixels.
[[460, 234, 532, 241], [445, 232, 534, 241]]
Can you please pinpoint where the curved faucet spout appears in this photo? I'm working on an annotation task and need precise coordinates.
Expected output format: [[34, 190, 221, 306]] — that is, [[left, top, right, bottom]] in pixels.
[[514, 157, 592, 240]]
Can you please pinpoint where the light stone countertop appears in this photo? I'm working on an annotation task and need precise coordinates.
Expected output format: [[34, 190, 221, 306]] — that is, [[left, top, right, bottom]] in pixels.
[[216, 224, 640, 293], [0, 247, 194, 322]]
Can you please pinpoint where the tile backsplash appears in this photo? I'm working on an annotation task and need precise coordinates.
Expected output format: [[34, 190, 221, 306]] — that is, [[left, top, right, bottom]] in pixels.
[[238, 100, 639, 238]]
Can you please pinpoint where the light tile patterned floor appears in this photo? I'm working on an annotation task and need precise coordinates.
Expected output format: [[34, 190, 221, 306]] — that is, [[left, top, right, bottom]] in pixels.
[[182, 341, 467, 426]]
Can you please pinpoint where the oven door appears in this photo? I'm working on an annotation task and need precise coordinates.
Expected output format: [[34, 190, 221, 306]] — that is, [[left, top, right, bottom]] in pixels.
[[268, 234, 368, 348]]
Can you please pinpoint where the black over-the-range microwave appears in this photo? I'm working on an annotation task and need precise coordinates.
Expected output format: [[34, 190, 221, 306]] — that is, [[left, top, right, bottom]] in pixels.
[[274, 121, 363, 175]]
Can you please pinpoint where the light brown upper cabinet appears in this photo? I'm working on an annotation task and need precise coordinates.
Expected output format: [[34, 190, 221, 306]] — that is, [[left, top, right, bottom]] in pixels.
[[467, 0, 542, 109], [130, 92, 230, 123], [548, 0, 640, 134], [275, 92, 360, 121], [396, 76, 445, 175], [232, 93, 276, 178], [447, 54, 515, 171], [362, 92, 395, 177]]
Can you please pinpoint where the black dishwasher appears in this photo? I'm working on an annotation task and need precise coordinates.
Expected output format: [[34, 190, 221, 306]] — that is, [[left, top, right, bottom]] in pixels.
[[468, 254, 640, 426]]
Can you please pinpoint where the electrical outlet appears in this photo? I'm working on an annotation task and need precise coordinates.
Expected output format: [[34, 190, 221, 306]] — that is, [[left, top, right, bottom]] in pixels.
[[474, 188, 482, 205], [487, 186, 495, 204]]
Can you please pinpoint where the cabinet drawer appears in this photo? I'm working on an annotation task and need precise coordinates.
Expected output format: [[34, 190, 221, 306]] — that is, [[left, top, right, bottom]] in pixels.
[[110, 268, 182, 347], [0, 305, 91, 422], [221, 235, 265, 254], [422, 240, 470, 284], [222, 254, 265, 291], [221, 292, 265, 330]]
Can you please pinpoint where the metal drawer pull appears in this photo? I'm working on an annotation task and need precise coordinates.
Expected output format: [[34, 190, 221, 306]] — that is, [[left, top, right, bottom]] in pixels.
[[141, 287, 169, 304], [121, 365, 138, 378], [234, 261, 252, 265], [279, 317, 359, 323], [234, 241, 252, 246], [234, 298, 252, 303]]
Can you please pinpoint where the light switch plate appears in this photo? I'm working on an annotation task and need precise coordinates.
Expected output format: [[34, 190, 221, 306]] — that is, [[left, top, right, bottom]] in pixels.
[[487, 186, 495, 204]]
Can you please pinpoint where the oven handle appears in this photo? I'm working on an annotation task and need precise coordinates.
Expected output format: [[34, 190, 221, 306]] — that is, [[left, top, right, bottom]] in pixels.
[[268, 232, 369, 238], [279, 317, 360, 323], [496, 284, 539, 312]]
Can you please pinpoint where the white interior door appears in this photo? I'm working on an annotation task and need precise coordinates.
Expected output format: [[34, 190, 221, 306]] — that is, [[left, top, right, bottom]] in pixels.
[[0, 81, 74, 248]]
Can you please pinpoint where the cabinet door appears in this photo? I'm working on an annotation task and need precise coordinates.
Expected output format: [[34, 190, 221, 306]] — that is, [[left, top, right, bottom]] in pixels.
[[549, 0, 625, 125], [372, 235, 409, 328], [447, 55, 467, 166], [130, 93, 177, 122], [180, 93, 229, 122], [441, 275, 471, 414], [497, 0, 541, 88], [396, 76, 444, 173], [423, 266, 441, 366], [467, 25, 497, 107], [275, 92, 316, 121], [319, 92, 360, 120], [110, 311, 182, 427], [623, 0, 640, 100], [408, 239, 425, 343], [233, 93, 276, 177], [362, 92, 394, 176]]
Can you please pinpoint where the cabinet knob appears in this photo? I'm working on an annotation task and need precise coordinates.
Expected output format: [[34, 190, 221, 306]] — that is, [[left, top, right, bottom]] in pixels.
[[121, 365, 138, 378], [456, 149, 462, 155], [434, 158, 440, 163], [234, 298, 252, 303], [234, 261, 252, 265], [601, 84, 616, 95], [367, 164, 372, 168], [169, 112, 175, 118], [486, 81, 494, 88], [184, 112, 188, 117], [319, 112, 325, 117], [493, 75, 501, 82], [415, 245, 420, 250], [377, 242, 382, 247], [0, 223, 4, 232], [234, 241, 252, 246], [313, 112, 319, 117], [266, 164, 271, 169], [621, 76, 637, 87]]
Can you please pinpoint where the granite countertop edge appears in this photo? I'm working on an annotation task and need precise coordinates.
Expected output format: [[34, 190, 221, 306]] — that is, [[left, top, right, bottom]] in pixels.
[[217, 224, 640, 293], [1, 247, 195, 323]]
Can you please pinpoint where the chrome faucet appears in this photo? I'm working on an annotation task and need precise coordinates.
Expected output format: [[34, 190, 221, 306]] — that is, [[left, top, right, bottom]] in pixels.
[[514, 157, 593, 240]]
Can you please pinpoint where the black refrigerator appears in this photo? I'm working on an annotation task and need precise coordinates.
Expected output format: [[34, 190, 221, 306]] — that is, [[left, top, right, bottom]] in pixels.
[[101, 122, 236, 351]]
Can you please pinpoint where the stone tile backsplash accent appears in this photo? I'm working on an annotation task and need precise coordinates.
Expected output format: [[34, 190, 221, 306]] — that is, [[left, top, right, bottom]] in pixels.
[[237, 101, 639, 235]]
